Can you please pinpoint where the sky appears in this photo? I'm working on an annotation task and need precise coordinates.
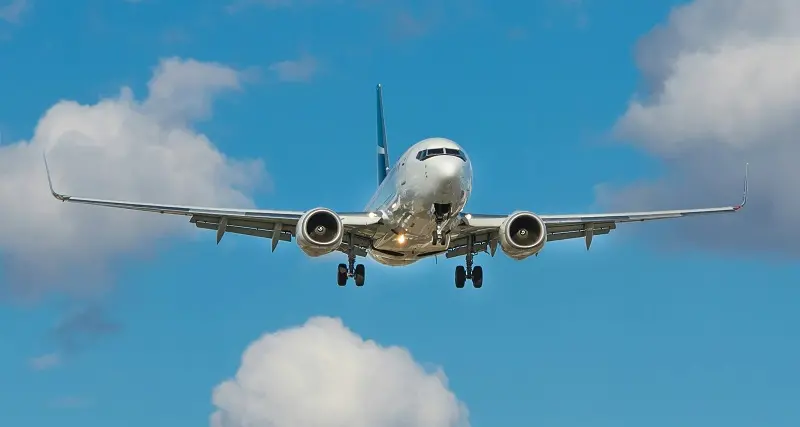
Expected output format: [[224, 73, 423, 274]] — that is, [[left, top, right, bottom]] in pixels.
[[1, 0, 799, 426]]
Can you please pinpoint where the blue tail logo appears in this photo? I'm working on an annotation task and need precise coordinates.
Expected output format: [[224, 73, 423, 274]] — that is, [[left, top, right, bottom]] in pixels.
[[376, 84, 390, 185]]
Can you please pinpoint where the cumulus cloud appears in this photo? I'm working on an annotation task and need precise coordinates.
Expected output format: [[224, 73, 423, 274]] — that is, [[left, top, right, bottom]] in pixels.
[[211, 316, 470, 427], [600, 0, 800, 255], [0, 57, 265, 298]]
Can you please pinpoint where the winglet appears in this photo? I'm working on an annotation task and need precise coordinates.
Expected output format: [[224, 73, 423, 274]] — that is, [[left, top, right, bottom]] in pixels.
[[734, 162, 748, 211], [42, 152, 70, 202]]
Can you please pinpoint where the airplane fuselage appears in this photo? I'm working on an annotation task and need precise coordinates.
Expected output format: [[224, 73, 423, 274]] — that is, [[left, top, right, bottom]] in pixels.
[[364, 137, 472, 266], [41, 81, 749, 289]]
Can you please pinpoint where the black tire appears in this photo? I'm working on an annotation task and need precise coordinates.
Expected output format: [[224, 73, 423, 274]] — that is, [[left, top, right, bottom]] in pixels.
[[472, 265, 483, 288], [354, 264, 365, 286], [455, 266, 466, 288], [337, 263, 348, 286]]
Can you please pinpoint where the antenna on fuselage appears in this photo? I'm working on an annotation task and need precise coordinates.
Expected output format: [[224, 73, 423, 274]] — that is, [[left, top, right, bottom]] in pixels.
[[376, 84, 390, 186]]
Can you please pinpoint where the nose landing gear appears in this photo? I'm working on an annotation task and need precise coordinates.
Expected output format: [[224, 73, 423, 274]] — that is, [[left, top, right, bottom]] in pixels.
[[431, 203, 451, 246], [432, 222, 444, 245]]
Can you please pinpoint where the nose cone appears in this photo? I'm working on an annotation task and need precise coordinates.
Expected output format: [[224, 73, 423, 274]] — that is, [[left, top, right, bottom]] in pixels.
[[431, 156, 467, 200], [437, 156, 463, 180]]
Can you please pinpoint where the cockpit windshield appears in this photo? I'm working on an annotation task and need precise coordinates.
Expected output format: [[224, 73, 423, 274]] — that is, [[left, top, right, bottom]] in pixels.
[[415, 148, 466, 161]]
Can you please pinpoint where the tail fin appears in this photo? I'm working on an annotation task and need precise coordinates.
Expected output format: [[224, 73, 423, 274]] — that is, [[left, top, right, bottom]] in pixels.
[[376, 84, 390, 185]]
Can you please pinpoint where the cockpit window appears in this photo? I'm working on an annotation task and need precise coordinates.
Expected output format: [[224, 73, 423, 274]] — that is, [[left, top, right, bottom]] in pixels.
[[415, 148, 466, 161]]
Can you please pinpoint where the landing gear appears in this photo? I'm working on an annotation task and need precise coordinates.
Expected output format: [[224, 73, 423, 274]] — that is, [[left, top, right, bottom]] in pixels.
[[455, 266, 466, 288], [432, 221, 444, 245], [454, 237, 483, 288], [337, 250, 365, 287], [337, 263, 348, 286], [431, 203, 452, 246], [472, 265, 483, 288], [354, 264, 365, 287]]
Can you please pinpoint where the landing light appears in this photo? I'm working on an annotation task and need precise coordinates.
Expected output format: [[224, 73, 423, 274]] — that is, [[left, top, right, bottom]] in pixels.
[[396, 234, 406, 244]]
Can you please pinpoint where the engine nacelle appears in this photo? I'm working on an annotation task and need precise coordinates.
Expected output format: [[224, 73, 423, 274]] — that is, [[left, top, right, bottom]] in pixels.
[[498, 211, 547, 260], [295, 207, 344, 257]]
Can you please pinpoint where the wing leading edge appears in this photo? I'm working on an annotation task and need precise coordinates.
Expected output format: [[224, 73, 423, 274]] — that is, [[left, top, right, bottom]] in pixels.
[[447, 164, 749, 256], [42, 154, 380, 252]]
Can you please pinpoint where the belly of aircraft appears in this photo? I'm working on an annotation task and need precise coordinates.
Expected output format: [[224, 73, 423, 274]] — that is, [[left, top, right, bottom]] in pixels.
[[369, 219, 450, 261]]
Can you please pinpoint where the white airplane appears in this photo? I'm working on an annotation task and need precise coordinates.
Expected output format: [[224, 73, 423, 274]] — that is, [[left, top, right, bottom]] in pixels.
[[43, 84, 748, 289]]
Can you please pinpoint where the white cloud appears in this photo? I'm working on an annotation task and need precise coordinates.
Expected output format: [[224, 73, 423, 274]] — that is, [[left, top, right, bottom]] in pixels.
[[0, 0, 27, 23], [601, 0, 800, 254], [0, 57, 265, 298], [49, 396, 92, 409], [225, 0, 297, 14], [29, 352, 61, 371], [268, 54, 318, 82], [211, 316, 470, 427]]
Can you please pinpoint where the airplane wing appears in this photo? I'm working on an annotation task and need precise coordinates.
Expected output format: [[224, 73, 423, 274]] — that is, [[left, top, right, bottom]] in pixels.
[[445, 164, 749, 258], [43, 155, 381, 255]]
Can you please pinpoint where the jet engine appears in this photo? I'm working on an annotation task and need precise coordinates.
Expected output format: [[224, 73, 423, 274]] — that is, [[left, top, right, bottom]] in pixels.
[[295, 207, 344, 257], [498, 211, 547, 260]]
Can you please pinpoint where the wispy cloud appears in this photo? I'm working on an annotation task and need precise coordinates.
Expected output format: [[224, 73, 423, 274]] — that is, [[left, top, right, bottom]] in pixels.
[[225, 0, 294, 14], [386, 0, 485, 41], [268, 54, 318, 82], [29, 352, 61, 371], [161, 27, 190, 44], [0, 0, 28, 24], [559, 0, 589, 28], [27, 306, 121, 370], [51, 305, 121, 353], [507, 26, 528, 40], [392, 10, 429, 39], [225, 0, 483, 41], [49, 396, 92, 409]]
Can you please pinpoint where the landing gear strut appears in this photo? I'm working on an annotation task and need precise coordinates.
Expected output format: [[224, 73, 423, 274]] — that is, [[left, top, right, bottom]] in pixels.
[[454, 236, 483, 289], [432, 220, 444, 246], [431, 203, 451, 246], [337, 249, 365, 287]]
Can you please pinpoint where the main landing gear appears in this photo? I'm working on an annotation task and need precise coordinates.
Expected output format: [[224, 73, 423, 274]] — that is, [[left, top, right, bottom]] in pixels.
[[455, 251, 483, 289], [454, 234, 483, 289], [337, 250, 365, 287]]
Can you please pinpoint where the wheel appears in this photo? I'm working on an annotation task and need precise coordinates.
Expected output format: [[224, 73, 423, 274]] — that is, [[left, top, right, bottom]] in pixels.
[[455, 266, 466, 288], [472, 265, 483, 288], [337, 263, 348, 286], [354, 264, 365, 286]]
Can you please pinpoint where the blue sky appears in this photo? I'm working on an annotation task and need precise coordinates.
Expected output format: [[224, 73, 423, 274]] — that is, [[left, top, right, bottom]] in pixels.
[[1, 0, 799, 426]]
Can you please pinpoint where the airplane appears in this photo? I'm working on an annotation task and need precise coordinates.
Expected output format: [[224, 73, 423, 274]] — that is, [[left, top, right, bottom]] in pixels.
[[42, 84, 749, 289]]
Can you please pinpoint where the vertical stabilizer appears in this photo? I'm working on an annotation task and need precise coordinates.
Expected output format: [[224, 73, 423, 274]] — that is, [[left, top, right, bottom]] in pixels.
[[376, 84, 390, 185]]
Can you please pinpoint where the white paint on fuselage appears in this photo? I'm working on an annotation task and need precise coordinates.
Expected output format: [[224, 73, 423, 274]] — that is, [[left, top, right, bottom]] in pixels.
[[364, 137, 473, 266]]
